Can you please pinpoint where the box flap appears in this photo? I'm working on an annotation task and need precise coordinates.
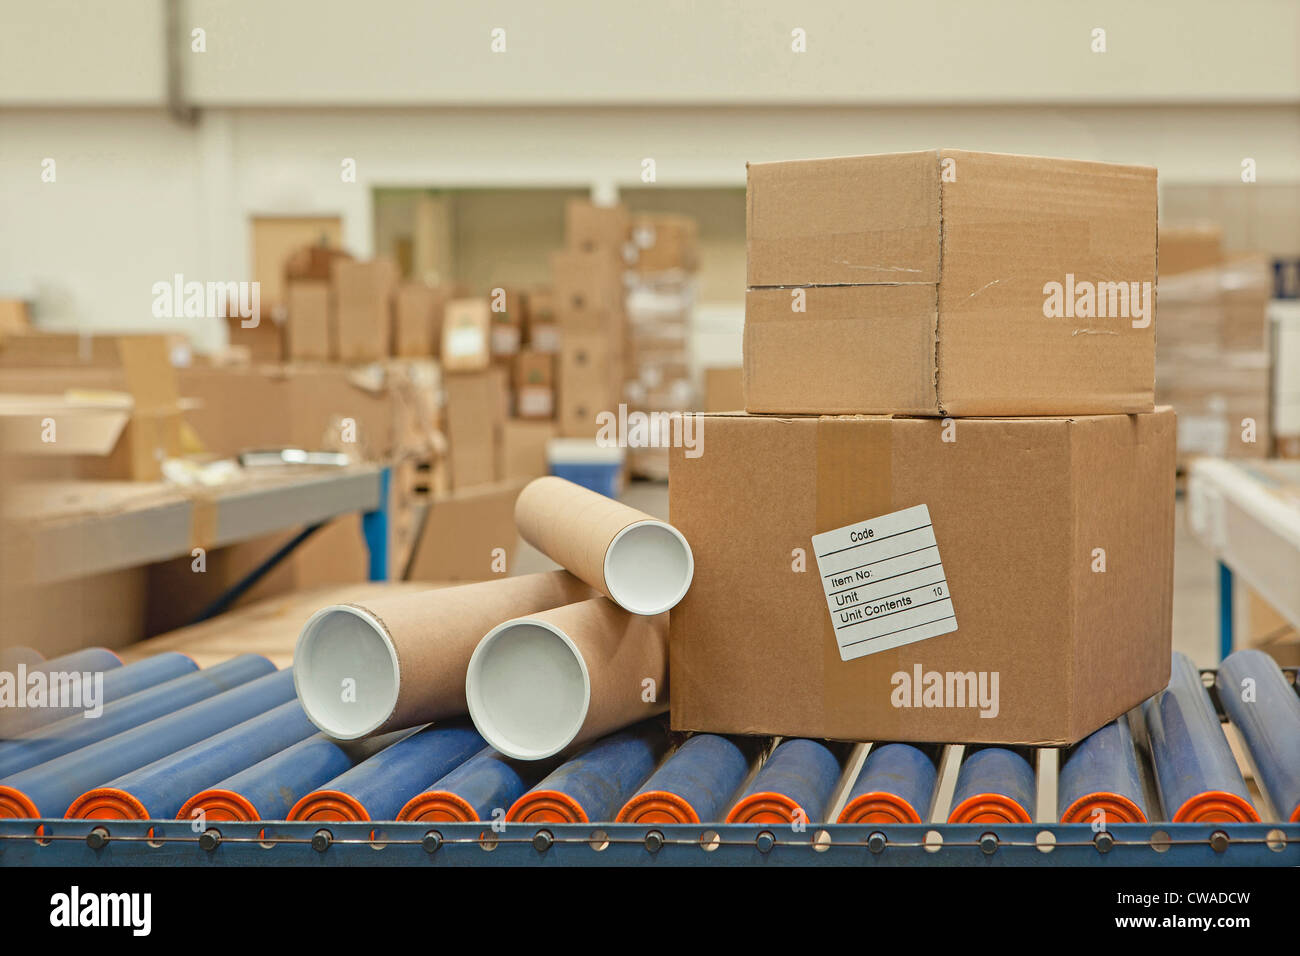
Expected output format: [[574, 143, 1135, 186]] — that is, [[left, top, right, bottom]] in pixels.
[[0, 392, 132, 455]]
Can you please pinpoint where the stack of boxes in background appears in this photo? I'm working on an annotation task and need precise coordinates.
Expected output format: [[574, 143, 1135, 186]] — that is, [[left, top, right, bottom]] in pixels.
[[1155, 225, 1276, 467], [622, 215, 699, 478], [547, 199, 702, 480], [671, 149, 1175, 747], [552, 200, 631, 440]]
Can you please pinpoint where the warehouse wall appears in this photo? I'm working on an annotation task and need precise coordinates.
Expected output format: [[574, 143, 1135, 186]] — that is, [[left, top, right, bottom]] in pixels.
[[4, 0, 1297, 106], [2, 0, 1297, 350], [4, 103, 1298, 350]]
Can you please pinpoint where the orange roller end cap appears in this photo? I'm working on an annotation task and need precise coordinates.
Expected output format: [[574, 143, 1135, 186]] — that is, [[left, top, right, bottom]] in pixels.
[[616, 791, 701, 825], [0, 786, 41, 819], [286, 790, 370, 822], [1172, 792, 1260, 824], [1060, 792, 1147, 825], [838, 792, 923, 825], [726, 792, 804, 825], [397, 792, 479, 823], [506, 790, 588, 824], [65, 788, 150, 820], [947, 793, 1033, 825], [177, 789, 261, 823]]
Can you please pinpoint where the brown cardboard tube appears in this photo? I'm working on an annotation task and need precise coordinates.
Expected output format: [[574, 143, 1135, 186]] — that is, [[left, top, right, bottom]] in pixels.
[[293, 571, 594, 740], [465, 598, 668, 760], [514, 476, 694, 614]]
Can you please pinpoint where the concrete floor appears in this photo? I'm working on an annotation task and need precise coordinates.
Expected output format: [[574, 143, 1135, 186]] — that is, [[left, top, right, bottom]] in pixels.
[[514, 481, 1221, 667]]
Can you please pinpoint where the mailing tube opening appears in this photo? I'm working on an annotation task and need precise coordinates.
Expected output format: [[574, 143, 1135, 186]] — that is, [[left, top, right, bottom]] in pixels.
[[466, 619, 590, 760], [603, 520, 694, 615], [294, 605, 400, 741]]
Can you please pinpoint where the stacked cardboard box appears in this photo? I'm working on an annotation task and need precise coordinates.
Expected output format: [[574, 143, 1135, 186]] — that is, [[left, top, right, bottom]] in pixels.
[[1156, 254, 1275, 464], [284, 250, 454, 367], [670, 149, 1174, 746], [622, 214, 700, 479], [552, 200, 630, 438], [1275, 300, 1300, 458]]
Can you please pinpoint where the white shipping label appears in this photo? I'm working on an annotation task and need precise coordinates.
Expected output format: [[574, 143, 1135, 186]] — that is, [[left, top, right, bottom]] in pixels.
[[447, 325, 485, 359], [491, 325, 520, 355], [811, 504, 957, 662]]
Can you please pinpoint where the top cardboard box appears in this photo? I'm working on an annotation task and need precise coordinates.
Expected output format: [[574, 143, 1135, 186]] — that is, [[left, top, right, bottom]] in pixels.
[[744, 149, 1157, 416]]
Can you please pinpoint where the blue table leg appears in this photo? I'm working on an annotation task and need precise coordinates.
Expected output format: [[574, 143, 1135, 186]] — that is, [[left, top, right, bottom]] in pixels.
[[1218, 561, 1234, 661], [363, 467, 392, 582]]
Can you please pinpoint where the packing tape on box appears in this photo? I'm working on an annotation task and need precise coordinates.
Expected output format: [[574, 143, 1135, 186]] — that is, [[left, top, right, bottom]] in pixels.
[[815, 416, 900, 739]]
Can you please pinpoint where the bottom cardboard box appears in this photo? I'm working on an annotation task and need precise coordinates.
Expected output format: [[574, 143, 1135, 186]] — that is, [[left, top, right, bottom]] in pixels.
[[668, 409, 1176, 746]]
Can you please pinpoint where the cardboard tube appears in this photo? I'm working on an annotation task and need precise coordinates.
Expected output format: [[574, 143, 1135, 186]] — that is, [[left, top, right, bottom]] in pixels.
[[466, 598, 668, 760], [514, 476, 694, 615], [293, 571, 594, 740]]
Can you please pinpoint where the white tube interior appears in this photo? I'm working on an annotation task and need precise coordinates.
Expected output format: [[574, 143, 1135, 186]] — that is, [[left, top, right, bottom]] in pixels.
[[293, 605, 401, 740], [466, 618, 590, 760], [603, 519, 695, 615]]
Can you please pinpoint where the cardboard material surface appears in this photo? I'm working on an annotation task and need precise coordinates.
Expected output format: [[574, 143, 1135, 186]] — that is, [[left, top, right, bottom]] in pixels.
[[1159, 224, 1224, 276], [703, 366, 745, 412], [285, 281, 333, 361], [566, 199, 631, 254], [333, 259, 397, 361], [178, 364, 398, 460], [558, 331, 618, 437], [552, 250, 625, 329], [120, 582, 431, 670], [442, 369, 505, 489], [500, 420, 556, 482], [394, 282, 443, 358], [405, 480, 526, 583], [744, 149, 1158, 416], [668, 409, 1177, 746]]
